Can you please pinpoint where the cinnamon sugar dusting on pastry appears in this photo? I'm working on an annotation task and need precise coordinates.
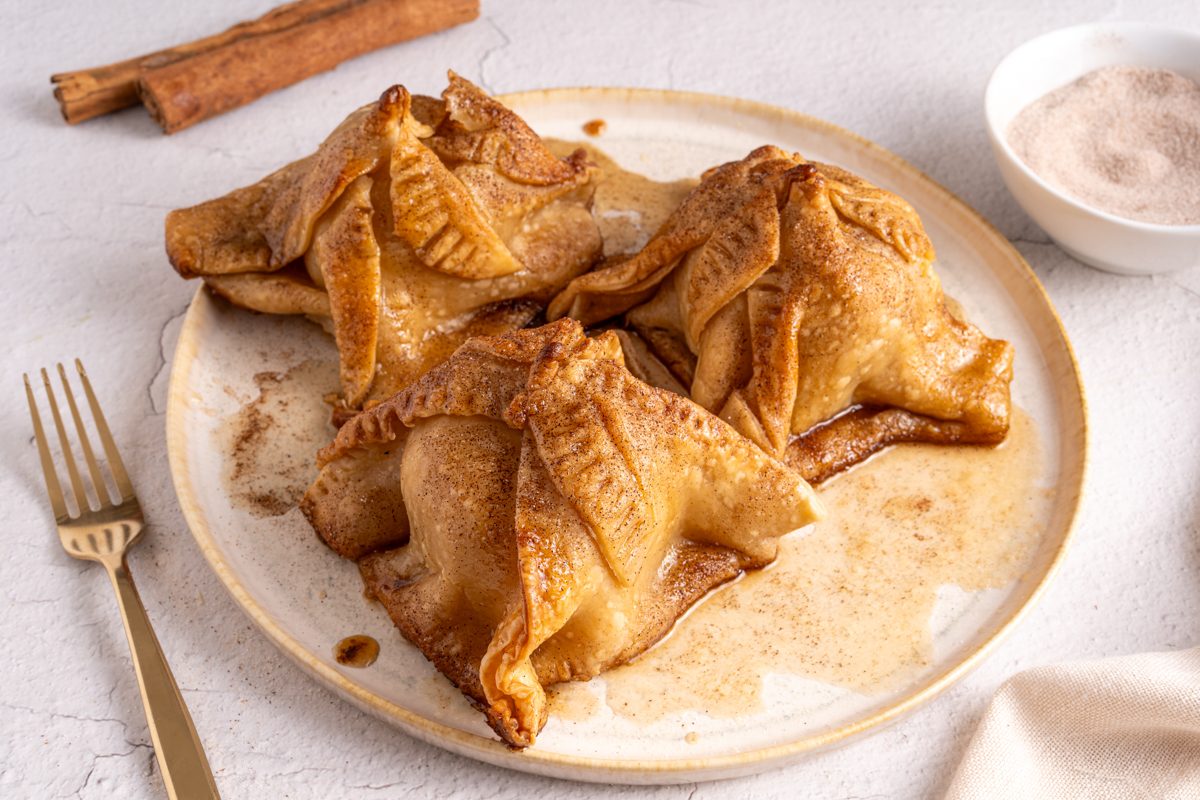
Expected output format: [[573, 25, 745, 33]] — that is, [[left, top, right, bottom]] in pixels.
[[218, 360, 337, 518], [587, 408, 1048, 721], [169, 75, 601, 415]]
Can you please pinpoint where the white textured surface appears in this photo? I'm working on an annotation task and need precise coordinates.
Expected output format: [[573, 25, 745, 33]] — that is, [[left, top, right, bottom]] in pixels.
[[1, 1, 1197, 798]]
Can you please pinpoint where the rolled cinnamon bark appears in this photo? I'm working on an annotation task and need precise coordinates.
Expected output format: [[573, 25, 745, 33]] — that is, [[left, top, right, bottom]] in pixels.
[[51, 0, 479, 133], [51, 54, 145, 125]]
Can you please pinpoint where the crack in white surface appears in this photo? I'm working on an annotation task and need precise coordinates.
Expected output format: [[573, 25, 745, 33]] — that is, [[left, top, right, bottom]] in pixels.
[[348, 780, 413, 792], [177, 685, 235, 695], [11, 595, 61, 606], [168, 143, 245, 164], [270, 765, 336, 778], [476, 17, 512, 92], [58, 743, 154, 800], [104, 200, 176, 212], [4, 701, 128, 730], [147, 305, 190, 416], [1172, 282, 1200, 303]]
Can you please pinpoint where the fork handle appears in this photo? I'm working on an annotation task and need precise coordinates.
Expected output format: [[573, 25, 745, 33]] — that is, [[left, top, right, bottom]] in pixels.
[[105, 558, 221, 800]]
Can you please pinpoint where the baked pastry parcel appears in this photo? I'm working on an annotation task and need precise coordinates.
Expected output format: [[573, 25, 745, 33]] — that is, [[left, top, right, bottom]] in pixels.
[[301, 319, 823, 746], [549, 146, 1015, 482], [167, 72, 601, 416]]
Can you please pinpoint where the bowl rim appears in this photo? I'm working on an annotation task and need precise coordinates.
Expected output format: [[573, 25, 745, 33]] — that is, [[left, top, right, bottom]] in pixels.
[[984, 20, 1200, 235]]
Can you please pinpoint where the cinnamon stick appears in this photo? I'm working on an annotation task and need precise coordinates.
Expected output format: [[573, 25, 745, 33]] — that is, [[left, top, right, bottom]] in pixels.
[[51, 0, 479, 133], [51, 1, 354, 125]]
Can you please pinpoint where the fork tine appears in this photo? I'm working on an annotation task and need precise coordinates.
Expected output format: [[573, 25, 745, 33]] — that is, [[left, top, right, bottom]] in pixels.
[[41, 367, 89, 514], [25, 373, 70, 521], [58, 363, 112, 507], [75, 359, 134, 502]]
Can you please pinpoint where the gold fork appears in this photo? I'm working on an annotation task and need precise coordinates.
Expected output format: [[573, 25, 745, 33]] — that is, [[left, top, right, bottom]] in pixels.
[[25, 360, 220, 800]]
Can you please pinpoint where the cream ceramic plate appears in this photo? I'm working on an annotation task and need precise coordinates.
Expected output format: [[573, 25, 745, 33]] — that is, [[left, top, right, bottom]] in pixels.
[[166, 88, 1086, 784]]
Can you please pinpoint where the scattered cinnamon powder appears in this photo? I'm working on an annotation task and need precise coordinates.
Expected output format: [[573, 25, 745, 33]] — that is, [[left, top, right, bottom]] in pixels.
[[1007, 66, 1200, 225], [219, 360, 337, 518]]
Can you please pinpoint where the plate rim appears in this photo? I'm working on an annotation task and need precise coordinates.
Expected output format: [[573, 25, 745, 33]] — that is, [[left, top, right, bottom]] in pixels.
[[165, 85, 1088, 783]]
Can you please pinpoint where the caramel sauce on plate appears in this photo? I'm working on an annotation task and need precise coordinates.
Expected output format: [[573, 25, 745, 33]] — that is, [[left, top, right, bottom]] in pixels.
[[334, 635, 380, 668], [547, 139, 696, 257], [554, 404, 1047, 722], [582, 118, 607, 137], [546, 683, 603, 722]]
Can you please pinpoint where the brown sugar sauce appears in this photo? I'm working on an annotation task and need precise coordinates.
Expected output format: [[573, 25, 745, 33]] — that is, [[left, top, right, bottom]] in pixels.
[[556, 407, 1047, 722], [547, 139, 696, 258], [334, 635, 380, 668]]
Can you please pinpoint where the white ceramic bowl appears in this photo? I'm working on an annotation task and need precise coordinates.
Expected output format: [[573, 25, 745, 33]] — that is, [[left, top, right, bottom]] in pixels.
[[985, 22, 1200, 275]]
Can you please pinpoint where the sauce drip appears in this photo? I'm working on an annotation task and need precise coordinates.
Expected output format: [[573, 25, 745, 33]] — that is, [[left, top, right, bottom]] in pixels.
[[582, 118, 607, 137], [334, 635, 380, 668]]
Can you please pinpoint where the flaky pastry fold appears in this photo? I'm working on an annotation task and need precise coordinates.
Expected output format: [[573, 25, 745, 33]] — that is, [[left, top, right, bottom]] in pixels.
[[301, 319, 823, 746], [167, 72, 601, 415], [549, 146, 1014, 481]]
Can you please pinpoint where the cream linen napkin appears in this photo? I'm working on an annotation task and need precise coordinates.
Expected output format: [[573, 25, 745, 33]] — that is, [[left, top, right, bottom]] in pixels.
[[944, 647, 1200, 799]]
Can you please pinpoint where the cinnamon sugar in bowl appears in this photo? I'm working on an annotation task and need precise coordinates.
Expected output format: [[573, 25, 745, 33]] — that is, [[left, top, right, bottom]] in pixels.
[[986, 23, 1200, 275]]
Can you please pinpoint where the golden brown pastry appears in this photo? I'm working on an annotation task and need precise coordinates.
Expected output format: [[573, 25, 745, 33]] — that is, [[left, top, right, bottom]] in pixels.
[[167, 72, 601, 416], [301, 319, 823, 746], [549, 146, 1014, 482]]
